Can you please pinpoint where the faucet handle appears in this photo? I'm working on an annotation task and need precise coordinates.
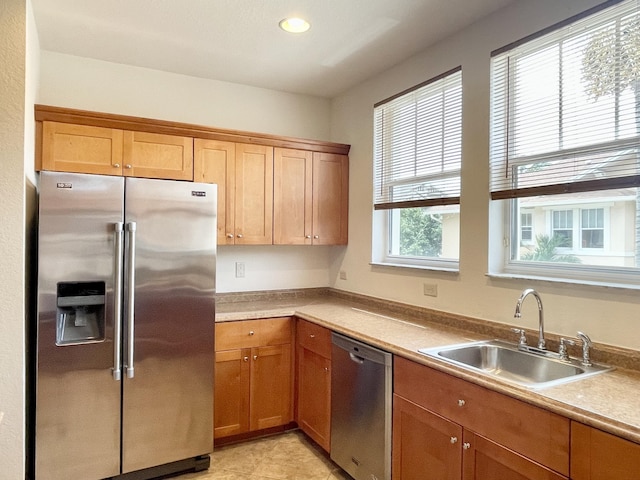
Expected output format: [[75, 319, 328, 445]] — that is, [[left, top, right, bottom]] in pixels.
[[576, 331, 593, 367], [511, 328, 528, 346], [558, 337, 576, 362]]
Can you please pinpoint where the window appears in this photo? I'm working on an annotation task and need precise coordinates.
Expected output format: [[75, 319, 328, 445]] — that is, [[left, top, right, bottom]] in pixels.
[[581, 208, 605, 248], [490, 0, 640, 284], [552, 210, 574, 248], [520, 212, 533, 244], [373, 68, 462, 269]]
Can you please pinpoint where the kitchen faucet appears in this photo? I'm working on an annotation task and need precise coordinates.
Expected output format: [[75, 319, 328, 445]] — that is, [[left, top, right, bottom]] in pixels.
[[514, 288, 546, 350]]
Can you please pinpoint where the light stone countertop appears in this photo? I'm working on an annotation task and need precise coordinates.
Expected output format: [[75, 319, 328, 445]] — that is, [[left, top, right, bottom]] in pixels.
[[215, 294, 640, 445]]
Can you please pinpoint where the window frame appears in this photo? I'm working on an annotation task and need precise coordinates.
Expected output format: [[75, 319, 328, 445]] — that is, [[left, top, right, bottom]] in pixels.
[[489, 0, 640, 288], [372, 67, 463, 271]]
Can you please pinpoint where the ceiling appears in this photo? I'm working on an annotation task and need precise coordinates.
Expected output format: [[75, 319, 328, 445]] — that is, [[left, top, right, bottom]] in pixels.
[[31, 0, 515, 98]]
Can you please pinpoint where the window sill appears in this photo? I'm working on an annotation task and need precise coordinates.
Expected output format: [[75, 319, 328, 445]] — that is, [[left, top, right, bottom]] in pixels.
[[370, 261, 459, 274], [486, 271, 640, 291]]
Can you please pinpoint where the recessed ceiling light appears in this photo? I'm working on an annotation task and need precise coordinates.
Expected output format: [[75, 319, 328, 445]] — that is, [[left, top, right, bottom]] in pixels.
[[279, 17, 310, 34]]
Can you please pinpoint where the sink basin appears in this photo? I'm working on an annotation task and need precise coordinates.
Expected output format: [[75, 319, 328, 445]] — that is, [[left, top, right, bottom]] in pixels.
[[418, 340, 612, 389]]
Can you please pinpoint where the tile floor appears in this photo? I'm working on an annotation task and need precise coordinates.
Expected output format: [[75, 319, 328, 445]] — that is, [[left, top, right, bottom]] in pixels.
[[174, 430, 351, 480]]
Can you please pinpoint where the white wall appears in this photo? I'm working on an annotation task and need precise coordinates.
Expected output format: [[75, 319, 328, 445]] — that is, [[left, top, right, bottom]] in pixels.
[[0, 0, 38, 476], [39, 51, 332, 141], [38, 52, 340, 293], [330, 0, 640, 351]]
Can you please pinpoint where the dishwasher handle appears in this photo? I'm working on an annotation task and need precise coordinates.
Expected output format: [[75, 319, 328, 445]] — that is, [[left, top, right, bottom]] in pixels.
[[349, 352, 365, 364]]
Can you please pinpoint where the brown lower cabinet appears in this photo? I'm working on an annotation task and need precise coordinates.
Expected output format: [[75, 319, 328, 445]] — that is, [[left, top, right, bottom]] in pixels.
[[214, 318, 293, 439], [571, 421, 640, 480], [393, 357, 570, 480], [296, 319, 332, 452]]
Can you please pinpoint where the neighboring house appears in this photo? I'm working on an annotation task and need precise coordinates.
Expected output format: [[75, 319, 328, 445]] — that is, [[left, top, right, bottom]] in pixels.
[[517, 148, 639, 266]]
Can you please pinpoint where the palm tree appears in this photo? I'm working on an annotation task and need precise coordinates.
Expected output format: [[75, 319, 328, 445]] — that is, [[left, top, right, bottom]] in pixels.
[[521, 234, 581, 263]]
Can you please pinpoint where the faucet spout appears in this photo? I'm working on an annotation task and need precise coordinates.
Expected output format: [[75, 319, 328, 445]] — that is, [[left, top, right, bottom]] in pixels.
[[514, 288, 546, 350]]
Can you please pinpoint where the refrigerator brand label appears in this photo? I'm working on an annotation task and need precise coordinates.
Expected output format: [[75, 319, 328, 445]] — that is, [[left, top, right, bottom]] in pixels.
[[56, 183, 73, 189], [191, 191, 207, 197]]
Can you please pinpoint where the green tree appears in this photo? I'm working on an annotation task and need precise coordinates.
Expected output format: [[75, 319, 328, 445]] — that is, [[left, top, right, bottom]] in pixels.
[[399, 208, 442, 257], [521, 234, 581, 263]]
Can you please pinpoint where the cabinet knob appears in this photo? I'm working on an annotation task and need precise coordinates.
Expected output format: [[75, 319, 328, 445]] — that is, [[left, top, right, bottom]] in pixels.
[[113, 163, 121, 168], [226, 233, 234, 238], [309, 334, 315, 338], [253, 355, 258, 361], [450, 437, 458, 444], [463, 442, 471, 450], [237, 234, 244, 238], [305, 235, 311, 239], [313, 235, 319, 239], [243, 356, 249, 362], [249, 331, 255, 336], [125, 164, 132, 169], [324, 367, 329, 373], [458, 399, 466, 407]]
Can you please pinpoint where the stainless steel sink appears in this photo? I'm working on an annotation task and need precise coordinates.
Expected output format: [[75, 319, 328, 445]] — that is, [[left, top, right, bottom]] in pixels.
[[418, 340, 612, 389]]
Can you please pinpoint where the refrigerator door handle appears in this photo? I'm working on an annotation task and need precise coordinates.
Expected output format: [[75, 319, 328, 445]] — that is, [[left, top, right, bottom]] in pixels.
[[125, 221, 137, 379], [112, 222, 124, 381]]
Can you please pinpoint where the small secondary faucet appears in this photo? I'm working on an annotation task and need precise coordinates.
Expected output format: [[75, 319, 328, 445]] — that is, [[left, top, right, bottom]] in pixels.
[[514, 288, 546, 350]]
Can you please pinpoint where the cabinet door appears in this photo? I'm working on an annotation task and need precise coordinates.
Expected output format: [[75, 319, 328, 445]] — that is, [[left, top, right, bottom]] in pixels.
[[194, 139, 236, 245], [123, 131, 193, 180], [42, 121, 123, 175], [250, 344, 292, 430], [571, 422, 640, 480], [214, 348, 250, 439], [273, 148, 313, 245], [312, 152, 348, 245], [462, 431, 567, 480], [235, 144, 274, 244], [297, 346, 331, 452], [392, 394, 462, 480]]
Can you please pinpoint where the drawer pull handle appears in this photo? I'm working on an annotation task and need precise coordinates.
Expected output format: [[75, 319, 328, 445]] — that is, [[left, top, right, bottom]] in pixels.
[[450, 437, 458, 444], [249, 331, 255, 336], [463, 442, 471, 450], [458, 399, 466, 407], [243, 356, 249, 362]]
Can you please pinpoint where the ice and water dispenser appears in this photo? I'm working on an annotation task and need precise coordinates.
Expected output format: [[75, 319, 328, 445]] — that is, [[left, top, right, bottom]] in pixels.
[[56, 281, 106, 345]]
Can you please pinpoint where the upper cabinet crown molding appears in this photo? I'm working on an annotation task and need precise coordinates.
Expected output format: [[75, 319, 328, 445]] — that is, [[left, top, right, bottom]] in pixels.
[[34, 104, 351, 155]]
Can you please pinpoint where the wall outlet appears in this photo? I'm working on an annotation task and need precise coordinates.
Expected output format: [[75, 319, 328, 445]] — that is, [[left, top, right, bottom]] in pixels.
[[423, 283, 438, 297], [235, 262, 245, 278], [339, 270, 347, 280]]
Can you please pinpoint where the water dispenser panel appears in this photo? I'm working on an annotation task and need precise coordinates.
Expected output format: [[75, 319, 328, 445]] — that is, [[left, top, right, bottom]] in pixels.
[[56, 281, 106, 346]]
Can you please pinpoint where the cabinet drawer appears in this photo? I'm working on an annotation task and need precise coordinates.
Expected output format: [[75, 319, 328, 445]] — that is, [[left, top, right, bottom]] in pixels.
[[394, 356, 570, 476], [297, 319, 332, 358], [216, 317, 292, 351]]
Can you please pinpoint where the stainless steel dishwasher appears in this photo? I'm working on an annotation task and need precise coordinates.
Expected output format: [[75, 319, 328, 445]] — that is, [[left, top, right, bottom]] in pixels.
[[331, 332, 392, 480]]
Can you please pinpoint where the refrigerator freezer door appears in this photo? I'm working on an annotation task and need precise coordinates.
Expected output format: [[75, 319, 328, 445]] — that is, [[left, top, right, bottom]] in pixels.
[[121, 177, 216, 473], [35, 172, 124, 480]]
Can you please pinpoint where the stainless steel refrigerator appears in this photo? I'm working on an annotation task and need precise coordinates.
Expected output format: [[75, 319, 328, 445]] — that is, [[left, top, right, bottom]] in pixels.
[[34, 172, 216, 480]]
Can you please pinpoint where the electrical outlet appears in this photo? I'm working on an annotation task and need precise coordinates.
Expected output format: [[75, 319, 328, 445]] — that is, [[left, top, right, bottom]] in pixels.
[[339, 270, 347, 280], [235, 262, 245, 278], [423, 283, 438, 297]]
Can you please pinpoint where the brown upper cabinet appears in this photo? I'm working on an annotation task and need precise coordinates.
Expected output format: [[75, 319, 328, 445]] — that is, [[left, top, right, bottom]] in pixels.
[[194, 139, 274, 245], [41, 121, 193, 181], [273, 148, 348, 245], [35, 105, 350, 246]]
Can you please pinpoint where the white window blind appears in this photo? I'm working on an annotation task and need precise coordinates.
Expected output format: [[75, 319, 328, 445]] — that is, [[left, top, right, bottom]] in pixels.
[[374, 67, 462, 210], [490, 0, 640, 200]]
